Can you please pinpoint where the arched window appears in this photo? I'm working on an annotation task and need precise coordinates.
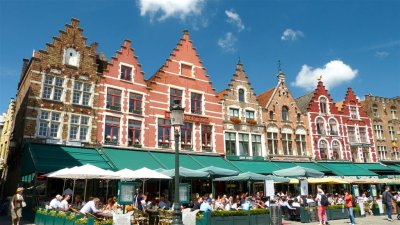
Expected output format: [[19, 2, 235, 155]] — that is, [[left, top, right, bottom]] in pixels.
[[319, 97, 327, 114], [316, 118, 325, 135], [332, 140, 340, 160], [372, 104, 378, 117], [269, 111, 274, 120], [329, 119, 338, 135], [391, 106, 397, 119], [319, 140, 328, 160], [65, 48, 80, 67], [282, 106, 289, 121], [238, 89, 245, 102]]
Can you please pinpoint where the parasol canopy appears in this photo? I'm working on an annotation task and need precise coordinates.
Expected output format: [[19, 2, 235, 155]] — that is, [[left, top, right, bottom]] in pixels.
[[159, 167, 209, 178], [272, 166, 324, 178], [198, 166, 239, 176], [214, 172, 268, 181]]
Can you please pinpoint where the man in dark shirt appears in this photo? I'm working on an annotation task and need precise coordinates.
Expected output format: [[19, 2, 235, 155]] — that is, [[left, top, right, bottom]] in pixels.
[[133, 188, 142, 210], [382, 186, 396, 221], [191, 197, 202, 211]]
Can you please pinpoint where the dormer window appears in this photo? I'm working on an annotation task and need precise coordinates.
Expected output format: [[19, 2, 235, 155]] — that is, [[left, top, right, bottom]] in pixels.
[[238, 89, 245, 102], [120, 65, 133, 81], [64, 48, 80, 67], [350, 106, 358, 119], [319, 97, 327, 114]]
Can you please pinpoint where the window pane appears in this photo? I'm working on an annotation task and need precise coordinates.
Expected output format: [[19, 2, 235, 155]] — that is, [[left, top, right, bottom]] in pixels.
[[55, 77, 64, 87], [73, 92, 81, 104], [52, 113, 60, 121], [41, 111, 49, 120], [50, 124, 59, 137], [74, 81, 82, 90], [54, 88, 62, 100], [70, 126, 78, 139]]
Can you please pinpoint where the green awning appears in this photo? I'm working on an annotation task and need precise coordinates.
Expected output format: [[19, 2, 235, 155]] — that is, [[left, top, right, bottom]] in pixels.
[[103, 148, 162, 170], [21, 143, 114, 176], [229, 161, 281, 174], [149, 152, 203, 170], [355, 163, 399, 172], [294, 162, 333, 173], [189, 155, 238, 171], [273, 162, 296, 169], [320, 162, 378, 176]]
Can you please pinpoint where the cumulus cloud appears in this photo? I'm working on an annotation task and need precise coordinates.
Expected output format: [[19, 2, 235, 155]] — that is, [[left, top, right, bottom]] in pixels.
[[225, 9, 245, 32], [281, 29, 304, 41], [217, 32, 238, 53], [138, 0, 205, 21], [291, 60, 358, 91], [375, 51, 389, 59]]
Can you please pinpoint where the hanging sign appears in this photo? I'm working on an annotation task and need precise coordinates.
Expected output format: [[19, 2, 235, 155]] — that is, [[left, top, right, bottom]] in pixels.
[[264, 180, 275, 197], [117, 181, 135, 205], [370, 185, 377, 197], [300, 179, 308, 196], [352, 185, 359, 197]]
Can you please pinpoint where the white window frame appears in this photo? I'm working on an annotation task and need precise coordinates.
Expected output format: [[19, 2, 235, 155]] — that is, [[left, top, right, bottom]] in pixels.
[[68, 114, 91, 142], [41, 74, 64, 101], [119, 62, 135, 82], [179, 61, 194, 77], [72, 80, 93, 106], [37, 110, 62, 139], [229, 107, 240, 118], [349, 105, 359, 119]]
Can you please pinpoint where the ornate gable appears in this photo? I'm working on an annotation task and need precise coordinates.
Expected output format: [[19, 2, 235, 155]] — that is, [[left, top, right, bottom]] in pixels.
[[37, 18, 98, 75], [340, 87, 368, 117], [308, 81, 339, 114]]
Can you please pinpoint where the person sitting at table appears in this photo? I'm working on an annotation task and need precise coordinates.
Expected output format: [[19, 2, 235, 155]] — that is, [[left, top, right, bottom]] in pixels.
[[191, 197, 202, 211], [292, 198, 301, 208], [159, 196, 169, 209], [241, 197, 253, 210], [59, 195, 71, 211], [49, 194, 63, 210], [80, 198, 101, 215], [103, 198, 115, 211], [200, 198, 212, 212]]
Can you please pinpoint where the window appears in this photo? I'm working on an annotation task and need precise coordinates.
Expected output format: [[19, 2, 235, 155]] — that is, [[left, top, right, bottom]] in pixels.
[[282, 106, 289, 121], [225, 132, 236, 156], [229, 108, 239, 118], [64, 48, 79, 67], [72, 81, 91, 106], [282, 133, 292, 155], [319, 97, 327, 114], [332, 141, 340, 160], [106, 88, 122, 111], [120, 65, 132, 81], [201, 125, 212, 151], [170, 88, 183, 108], [191, 93, 202, 114], [316, 118, 325, 135], [252, 135, 262, 157], [158, 118, 171, 148], [267, 132, 278, 155], [296, 134, 306, 156], [180, 63, 192, 76], [329, 119, 338, 135], [319, 140, 328, 160], [238, 89, 245, 102], [359, 127, 367, 142], [389, 126, 395, 140], [350, 106, 358, 119], [181, 123, 193, 149], [129, 93, 142, 114], [391, 106, 397, 119], [297, 113, 301, 122], [238, 134, 249, 156], [128, 120, 141, 146], [269, 111, 274, 120], [372, 104, 379, 117], [42, 75, 64, 101], [373, 125, 384, 140], [245, 110, 255, 120], [104, 116, 120, 145], [38, 111, 61, 138], [348, 126, 357, 143], [69, 115, 89, 141], [377, 146, 386, 160]]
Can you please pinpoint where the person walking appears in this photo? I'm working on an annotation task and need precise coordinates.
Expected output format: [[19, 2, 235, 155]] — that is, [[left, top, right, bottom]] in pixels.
[[11, 187, 25, 225], [344, 190, 356, 225], [382, 186, 396, 221], [316, 186, 329, 225]]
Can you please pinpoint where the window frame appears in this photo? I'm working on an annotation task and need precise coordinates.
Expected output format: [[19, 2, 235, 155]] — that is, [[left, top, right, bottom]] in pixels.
[[331, 140, 340, 160], [104, 116, 120, 145], [37, 110, 61, 139], [158, 118, 171, 148], [128, 119, 142, 146], [72, 81, 92, 106], [201, 125, 213, 151], [41, 74, 64, 101], [69, 114, 90, 142], [296, 134, 306, 156], [170, 88, 183, 108], [319, 97, 327, 114], [328, 118, 338, 135], [251, 134, 262, 157], [316, 118, 325, 135], [245, 110, 255, 120], [238, 133, 249, 156], [267, 132, 278, 155], [281, 106, 289, 121], [225, 132, 237, 156], [238, 88, 245, 102], [229, 108, 240, 118], [319, 140, 328, 160], [190, 92, 202, 115], [282, 132, 292, 155], [128, 92, 143, 115], [180, 122, 193, 150], [106, 88, 122, 111], [120, 64, 133, 81]]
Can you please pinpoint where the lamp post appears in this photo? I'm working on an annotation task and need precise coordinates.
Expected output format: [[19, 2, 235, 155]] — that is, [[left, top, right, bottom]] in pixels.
[[170, 99, 184, 225]]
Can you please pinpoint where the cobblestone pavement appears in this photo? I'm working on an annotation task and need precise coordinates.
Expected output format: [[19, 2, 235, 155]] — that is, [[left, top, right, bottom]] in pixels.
[[287, 215, 399, 225]]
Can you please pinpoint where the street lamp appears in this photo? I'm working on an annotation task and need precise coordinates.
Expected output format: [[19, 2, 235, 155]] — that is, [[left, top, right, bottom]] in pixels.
[[170, 99, 184, 225]]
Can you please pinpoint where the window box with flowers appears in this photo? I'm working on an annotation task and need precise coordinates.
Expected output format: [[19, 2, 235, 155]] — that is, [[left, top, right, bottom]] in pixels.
[[104, 136, 118, 145], [246, 119, 257, 125], [230, 117, 241, 123], [182, 144, 193, 151], [203, 146, 212, 152], [106, 104, 121, 111], [159, 142, 170, 148], [130, 109, 142, 115]]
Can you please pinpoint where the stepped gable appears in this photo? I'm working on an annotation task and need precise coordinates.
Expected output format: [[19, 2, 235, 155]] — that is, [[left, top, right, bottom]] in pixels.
[[295, 91, 315, 114], [103, 39, 146, 85], [146, 30, 218, 96], [341, 88, 368, 117], [220, 62, 260, 104], [308, 81, 340, 114]]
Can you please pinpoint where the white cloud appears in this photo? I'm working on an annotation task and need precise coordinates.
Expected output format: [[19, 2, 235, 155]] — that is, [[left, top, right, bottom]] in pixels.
[[225, 9, 245, 32], [375, 51, 389, 59], [291, 60, 358, 91], [281, 29, 304, 41], [138, 0, 205, 21], [217, 32, 238, 53]]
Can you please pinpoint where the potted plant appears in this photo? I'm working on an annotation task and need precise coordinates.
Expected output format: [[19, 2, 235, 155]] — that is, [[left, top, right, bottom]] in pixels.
[[327, 204, 347, 220], [54, 211, 67, 225], [249, 208, 270, 225], [210, 210, 249, 225], [246, 119, 257, 125], [230, 117, 241, 123]]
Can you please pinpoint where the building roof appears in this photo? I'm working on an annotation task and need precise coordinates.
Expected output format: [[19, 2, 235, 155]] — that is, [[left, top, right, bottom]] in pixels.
[[257, 88, 275, 107], [336, 101, 344, 111], [216, 89, 229, 101], [295, 91, 315, 113]]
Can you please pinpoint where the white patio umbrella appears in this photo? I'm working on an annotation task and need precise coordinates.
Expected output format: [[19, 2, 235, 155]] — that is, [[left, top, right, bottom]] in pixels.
[[122, 167, 172, 192]]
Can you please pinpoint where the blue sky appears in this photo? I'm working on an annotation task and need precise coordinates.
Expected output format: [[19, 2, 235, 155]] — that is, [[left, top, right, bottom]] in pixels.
[[1, 0, 399, 113]]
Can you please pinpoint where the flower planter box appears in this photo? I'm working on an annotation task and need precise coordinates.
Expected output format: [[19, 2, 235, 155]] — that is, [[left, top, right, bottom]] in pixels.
[[54, 216, 65, 225], [327, 208, 348, 220], [35, 212, 45, 225], [300, 207, 310, 223], [250, 214, 270, 225], [44, 214, 55, 225]]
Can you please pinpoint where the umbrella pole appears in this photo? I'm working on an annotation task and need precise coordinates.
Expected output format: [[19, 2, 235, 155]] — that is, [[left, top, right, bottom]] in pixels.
[[158, 180, 161, 199], [84, 179, 87, 202], [62, 179, 66, 193], [105, 180, 109, 201], [72, 179, 76, 204]]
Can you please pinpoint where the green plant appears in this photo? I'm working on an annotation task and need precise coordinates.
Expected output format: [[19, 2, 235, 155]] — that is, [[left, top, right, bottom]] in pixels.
[[327, 204, 344, 209], [74, 218, 88, 225], [36, 208, 48, 215], [230, 117, 241, 123], [95, 219, 113, 225], [249, 208, 269, 215], [48, 210, 57, 216], [196, 212, 204, 220], [211, 210, 248, 217], [66, 213, 77, 221], [246, 119, 257, 125], [353, 206, 360, 213]]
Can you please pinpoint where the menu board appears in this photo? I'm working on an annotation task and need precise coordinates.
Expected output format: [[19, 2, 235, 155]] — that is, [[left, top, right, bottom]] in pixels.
[[300, 179, 308, 196], [118, 182, 135, 205]]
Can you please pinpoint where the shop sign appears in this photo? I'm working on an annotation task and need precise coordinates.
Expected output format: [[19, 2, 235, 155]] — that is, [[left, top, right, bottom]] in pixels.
[[118, 181, 135, 205], [226, 155, 264, 161], [165, 112, 209, 124]]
